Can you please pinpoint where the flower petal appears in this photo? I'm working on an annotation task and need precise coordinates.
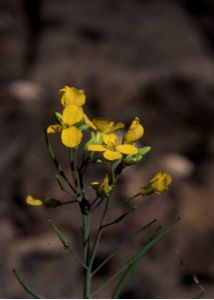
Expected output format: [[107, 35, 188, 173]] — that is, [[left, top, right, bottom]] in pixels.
[[103, 134, 119, 146], [90, 181, 100, 190], [92, 118, 125, 133], [103, 150, 122, 161], [87, 144, 106, 152], [116, 144, 138, 155], [62, 105, 83, 126], [61, 126, 82, 148], [90, 176, 112, 198], [59, 86, 86, 107], [47, 124, 62, 133], [111, 122, 125, 132], [92, 118, 114, 132], [26, 195, 43, 206], [83, 114, 97, 130], [150, 170, 172, 193], [124, 117, 144, 143], [103, 175, 109, 185]]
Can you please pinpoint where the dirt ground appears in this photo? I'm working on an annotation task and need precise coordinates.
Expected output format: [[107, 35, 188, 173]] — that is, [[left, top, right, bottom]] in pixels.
[[0, 0, 214, 298]]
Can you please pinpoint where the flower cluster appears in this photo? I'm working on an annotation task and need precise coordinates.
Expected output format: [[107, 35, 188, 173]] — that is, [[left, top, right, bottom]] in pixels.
[[19, 84, 177, 300], [47, 86, 145, 160], [47, 86, 87, 147], [26, 85, 172, 205]]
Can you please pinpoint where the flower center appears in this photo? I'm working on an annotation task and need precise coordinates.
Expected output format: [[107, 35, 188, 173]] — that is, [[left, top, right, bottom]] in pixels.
[[107, 142, 116, 151]]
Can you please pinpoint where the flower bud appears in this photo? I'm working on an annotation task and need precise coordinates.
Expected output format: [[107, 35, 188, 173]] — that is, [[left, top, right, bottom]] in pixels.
[[123, 146, 151, 166], [26, 195, 62, 208], [124, 117, 144, 143], [55, 112, 63, 123], [140, 170, 172, 195], [90, 176, 112, 198], [59, 86, 85, 107]]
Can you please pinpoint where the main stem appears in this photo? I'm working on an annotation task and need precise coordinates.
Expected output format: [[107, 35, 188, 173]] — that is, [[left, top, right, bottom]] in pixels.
[[81, 165, 119, 298], [82, 204, 91, 299]]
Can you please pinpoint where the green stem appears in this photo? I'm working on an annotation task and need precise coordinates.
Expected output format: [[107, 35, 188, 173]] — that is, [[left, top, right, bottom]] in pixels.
[[194, 292, 205, 299], [112, 217, 181, 298], [61, 200, 77, 206], [55, 174, 70, 194], [91, 217, 180, 298], [102, 206, 136, 229], [92, 197, 104, 210], [112, 193, 141, 208], [92, 219, 157, 277], [90, 166, 116, 271], [78, 164, 88, 201], [89, 197, 99, 209], [82, 205, 91, 299], [69, 149, 80, 194], [91, 265, 126, 298], [48, 219, 70, 249], [44, 131, 76, 194], [80, 152, 93, 174], [71, 149, 88, 202], [12, 269, 45, 299], [89, 197, 111, 270]]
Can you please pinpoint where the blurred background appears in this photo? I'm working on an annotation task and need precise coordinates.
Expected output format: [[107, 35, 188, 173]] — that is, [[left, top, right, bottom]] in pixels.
[[0, 0, 214, 298]]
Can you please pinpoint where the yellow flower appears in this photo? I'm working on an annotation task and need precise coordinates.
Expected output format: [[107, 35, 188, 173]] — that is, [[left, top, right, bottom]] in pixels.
[[26, 195, 43, 206], [90, 175, 112, 198], [47, 124, 62, 133], [150, 170, 172, 193], [140, 170, 172, 195], [47, 105, 83, 148], [83, 114, 97, 131], [59, 86, 86, 107], [84, 117, 124, 134], [26, 195, 62, 207], [92, 118, 124, 133], [124, 117, 144, 144], [83, 117, 125, 149], [87, 133, 138, 161]]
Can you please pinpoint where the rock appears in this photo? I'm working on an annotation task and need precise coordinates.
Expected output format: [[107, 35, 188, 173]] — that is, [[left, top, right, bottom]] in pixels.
[[160, 153, 195, 179], [8, 80, 47, 114]]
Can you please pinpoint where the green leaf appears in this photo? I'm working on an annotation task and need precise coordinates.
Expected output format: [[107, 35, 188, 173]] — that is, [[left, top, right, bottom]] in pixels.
[[92, 219, 157, 277], [102, 206, 136, 229], [55, 112, 63, 123], [12, 269, 45, 299], [112, 217, 181, 298], [48, 219, 70, 249], [44, 130, 63, 173], [193, 292, 205, 299], [44, 130, 76, 194], [137, 146, 151, 156], [55, 174, 68, 193], [79, 124, 90, 131], [123, 146, 151, 166]]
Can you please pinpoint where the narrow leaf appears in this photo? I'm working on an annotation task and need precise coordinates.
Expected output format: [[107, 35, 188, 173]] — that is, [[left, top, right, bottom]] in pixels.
[[102, 206, 136, 229], [48, 219, 70, 249], [55, 174, 68, 193], [44, 130, 75, 193], [92, 219, 157, 276], [44, 130, 64, 174], [112, 217, 181, 298], [48, 220, 87, 269], [12, 269, 45, 299]]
